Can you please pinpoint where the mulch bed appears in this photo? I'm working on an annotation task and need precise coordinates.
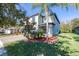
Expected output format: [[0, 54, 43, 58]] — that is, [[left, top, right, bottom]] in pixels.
[[28, 36, 57, 44]]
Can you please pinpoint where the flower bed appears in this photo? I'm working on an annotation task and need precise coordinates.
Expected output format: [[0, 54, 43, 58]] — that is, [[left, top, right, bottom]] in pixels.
[[47, 36, 57, 44], [29, 36, 57, 44]]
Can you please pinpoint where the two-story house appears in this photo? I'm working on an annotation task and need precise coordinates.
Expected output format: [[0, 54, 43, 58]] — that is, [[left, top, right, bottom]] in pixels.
[[24, 12, 60, 37]]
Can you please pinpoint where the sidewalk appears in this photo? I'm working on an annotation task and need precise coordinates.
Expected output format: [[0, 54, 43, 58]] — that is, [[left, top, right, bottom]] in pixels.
[[0, 40, 7, 56]]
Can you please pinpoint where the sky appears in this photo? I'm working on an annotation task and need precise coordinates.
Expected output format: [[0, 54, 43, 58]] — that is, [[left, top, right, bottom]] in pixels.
[[19, 3, 79, 23]]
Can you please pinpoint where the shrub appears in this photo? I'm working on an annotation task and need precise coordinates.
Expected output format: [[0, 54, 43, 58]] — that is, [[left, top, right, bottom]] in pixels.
[[33, 29, 45, 38], [37, 29, 45, 38]]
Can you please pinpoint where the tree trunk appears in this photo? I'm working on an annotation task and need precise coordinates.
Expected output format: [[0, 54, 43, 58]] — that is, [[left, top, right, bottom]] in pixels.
[[44, 4, 49, 38]]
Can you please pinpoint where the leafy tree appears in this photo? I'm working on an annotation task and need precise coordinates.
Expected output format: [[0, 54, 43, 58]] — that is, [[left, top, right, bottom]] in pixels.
[[60, 22, 72, 33], [0, 3, 26, 28], [60, 18, 79, 33], [70, 18, 79, 33], [22, 17, 36, 38], [71, 18, 79, 28]]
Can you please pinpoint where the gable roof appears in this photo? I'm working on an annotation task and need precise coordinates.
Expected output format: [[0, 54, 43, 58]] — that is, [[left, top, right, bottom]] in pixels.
[[41, 13, 60, 24], [28, 12, 60, 24]]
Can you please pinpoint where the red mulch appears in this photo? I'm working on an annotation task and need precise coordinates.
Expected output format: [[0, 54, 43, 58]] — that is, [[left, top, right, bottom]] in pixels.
[[29, 36, 57, 44], [47, 36, 57, 44]]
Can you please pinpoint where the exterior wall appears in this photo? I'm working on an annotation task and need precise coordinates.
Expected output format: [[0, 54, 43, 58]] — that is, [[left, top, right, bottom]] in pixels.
[[34, 15, 39, 31], [48, 24, 53, 36], [38, 14, 60, 36], [38, 16, 42, 25], [28, 13, 60, 36], [52, 17, 60, 35], [47, 15, 60, 36], [48, 15, 55, 23], [4, 29, 11, 34], [29, 18, 33, 23], [38, 16, 46, 25], [43, 17, 46, 24]]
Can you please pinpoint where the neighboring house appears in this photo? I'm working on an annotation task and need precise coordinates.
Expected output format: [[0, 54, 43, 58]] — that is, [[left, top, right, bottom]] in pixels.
[[73, 26, 79, 34], [24, 12, 60, 36], [0, 28, 4, 34], [0, 27, 23, 34], [3, 29, 11, 34]]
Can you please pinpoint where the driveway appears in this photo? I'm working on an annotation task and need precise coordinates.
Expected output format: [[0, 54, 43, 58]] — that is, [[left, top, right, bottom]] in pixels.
[[0, 34, 27, 56], [0, 40, 7, 56], [0, 34, 27, 44]]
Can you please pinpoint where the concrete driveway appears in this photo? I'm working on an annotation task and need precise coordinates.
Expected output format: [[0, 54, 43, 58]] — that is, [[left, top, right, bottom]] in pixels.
[[0, 40, 7, 56], [0, 34, 27, 44], [0, 34, 27, 56]]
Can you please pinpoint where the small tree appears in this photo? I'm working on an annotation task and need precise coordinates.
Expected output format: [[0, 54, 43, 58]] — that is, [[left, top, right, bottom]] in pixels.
[[60, 22, 72, 33]]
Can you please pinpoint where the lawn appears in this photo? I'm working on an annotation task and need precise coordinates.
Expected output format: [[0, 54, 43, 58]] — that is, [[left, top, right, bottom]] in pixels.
[[4, 33, 79, 56], [0, 34, 10, 37], [0, 34, 14, 38], [58, 33, 79, 56], [0, 34, 21, 38]]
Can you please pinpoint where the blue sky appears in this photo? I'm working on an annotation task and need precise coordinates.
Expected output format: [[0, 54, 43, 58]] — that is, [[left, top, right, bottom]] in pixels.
[[19, 3, 79, 22]]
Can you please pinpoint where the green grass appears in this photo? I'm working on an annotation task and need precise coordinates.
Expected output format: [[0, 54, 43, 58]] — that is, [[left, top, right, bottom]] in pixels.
[[5, 41, 70, 56], [58, 33, 79, 56], [0, 34, 19, 38], [4, 33, 79, 56], [0, 34, 11, 38]]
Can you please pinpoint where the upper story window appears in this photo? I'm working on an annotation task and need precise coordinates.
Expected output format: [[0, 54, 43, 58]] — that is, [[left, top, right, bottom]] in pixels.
[[42, 16, 46, 23]]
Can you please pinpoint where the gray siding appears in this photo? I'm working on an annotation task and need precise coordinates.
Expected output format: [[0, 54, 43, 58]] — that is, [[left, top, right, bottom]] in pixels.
[[52, 17, 60, 35]]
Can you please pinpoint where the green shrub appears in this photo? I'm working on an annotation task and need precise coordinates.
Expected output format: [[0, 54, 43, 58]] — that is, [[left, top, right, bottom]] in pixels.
[[33, 29, 45, 38], [73, 37, 79, 41], [37, 29, 44, 38]]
